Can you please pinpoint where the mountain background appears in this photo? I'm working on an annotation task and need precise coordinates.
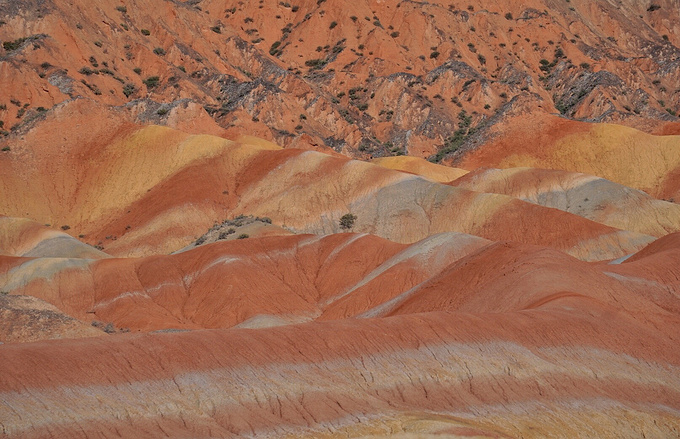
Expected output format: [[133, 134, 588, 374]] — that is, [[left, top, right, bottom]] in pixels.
[[1, 0, 679, 160]]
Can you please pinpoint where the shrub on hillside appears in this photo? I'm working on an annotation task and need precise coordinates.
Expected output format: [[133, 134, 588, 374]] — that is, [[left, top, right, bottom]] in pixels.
[[339, 213, 357, 231]]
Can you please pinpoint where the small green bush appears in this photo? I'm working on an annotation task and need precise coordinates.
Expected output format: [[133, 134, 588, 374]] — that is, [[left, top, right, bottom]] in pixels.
[[3, 38, 27, 51], [218, 228, 236, 239], [122, 83, 136, 97], [269, 41, 282, 56], [79, 66, 97, 75], [143, 76, 160, 88], [339, 213, 357, 231], [305, 58, 327, 69]]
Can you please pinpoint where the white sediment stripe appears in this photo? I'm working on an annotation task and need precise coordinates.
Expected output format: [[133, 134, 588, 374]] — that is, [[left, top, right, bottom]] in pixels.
[[321, 232, 488, 308], [0, 258, 92, 292], [2, 337, 678, 436]]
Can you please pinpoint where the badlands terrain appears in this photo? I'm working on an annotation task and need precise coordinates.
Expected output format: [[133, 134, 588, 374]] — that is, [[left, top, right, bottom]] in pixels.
[[1, 0, 680, 438]]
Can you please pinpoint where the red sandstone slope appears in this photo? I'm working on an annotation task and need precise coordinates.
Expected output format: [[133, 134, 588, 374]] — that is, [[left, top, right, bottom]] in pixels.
[[0, 100, 658, 261], [2, 224, 679, 334], [0, 0, 678, 158], [1, 252, 679, 437], [0, 232, 490, 331], [0, 217, 110, 259], [449, 167, 680, 237], [1, 121, 679, 435], [454, 110, 680, 200], [3, 231, 680, 438]]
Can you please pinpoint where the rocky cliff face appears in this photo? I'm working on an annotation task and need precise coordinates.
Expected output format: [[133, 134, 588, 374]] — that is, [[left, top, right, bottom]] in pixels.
[[1, 0, 678, 160]]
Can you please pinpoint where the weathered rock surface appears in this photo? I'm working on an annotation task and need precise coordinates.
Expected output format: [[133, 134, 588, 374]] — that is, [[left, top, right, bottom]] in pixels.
[[0, 294, 104, 343], [1, 0, 679, 158]]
